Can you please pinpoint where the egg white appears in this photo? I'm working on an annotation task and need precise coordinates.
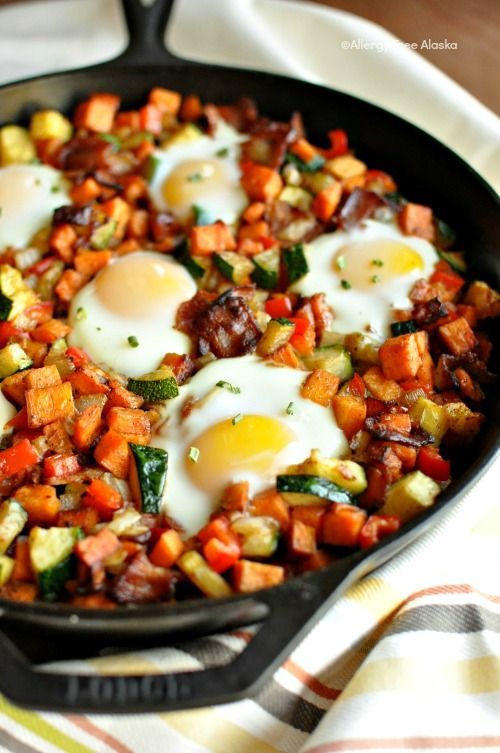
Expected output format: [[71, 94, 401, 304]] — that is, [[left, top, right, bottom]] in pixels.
[[0, 164, 69, 250], [291, 219, 439, 340], [148, 120, 248, 225], [152, 355, 349, 535], [68, 251, 196, 377]]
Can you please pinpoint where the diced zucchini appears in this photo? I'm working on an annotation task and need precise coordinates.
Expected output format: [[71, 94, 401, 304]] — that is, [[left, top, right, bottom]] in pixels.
[[90, 220, 117, 250], [301, 171, 335, 195], [344, 332, 380, 365], [251, 248, 280, 290], [0, 499, 27, 555], [0, 125, 36, 165], [0, 555, 14, 586], [213, 251, 255, 284], [437, 249, 466, 274], [127, 367, 179, 401], [30, 110, 73, 142], [390, 320, 418, 337], [29, 525, 80, 574], [161, 124, 203, 149], [278, 186, 312, 210], [0, 291, 12, 321], [276, 475, 353, 506], [30, 526, 81, 601], [36, 259, 65, 302], [434, 219, 457, 251], [278, 217, 316, 244], [379, 470, 440, 523], [283, 243, 309, 283], [0, 264, 38, 321], [129, 443, 168, 514], [256, 317, 295, 356], [287, 450, 367, 495], [230, 516, 280, 558], [174, 241, 209, 280], [284, 152, 325, 173], [178, 550, 232, 598], [409, 397, 447, 443], [303, 345, 353, 382], [0, 343, 32, 379], [38, 557, 74, 602]]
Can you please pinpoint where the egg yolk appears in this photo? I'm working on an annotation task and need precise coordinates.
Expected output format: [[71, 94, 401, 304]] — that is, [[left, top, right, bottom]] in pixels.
[[95, 254, 195, 318], [162, 159, 227, 214], [334, 239, 424, 288], [187, 415, 296, 493]]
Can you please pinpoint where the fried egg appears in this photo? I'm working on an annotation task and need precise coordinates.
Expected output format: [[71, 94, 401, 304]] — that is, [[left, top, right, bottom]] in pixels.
[[68, 251, 197, 377], [148, 120, 248, 225], [152, 355, 348, 534], [291, 219, 439, 340], [0, 164, 69, 250]]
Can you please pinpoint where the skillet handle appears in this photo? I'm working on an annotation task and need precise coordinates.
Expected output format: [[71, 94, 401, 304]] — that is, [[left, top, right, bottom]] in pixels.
[[0, 570, 349, 713], [113, 0, 191, 67]]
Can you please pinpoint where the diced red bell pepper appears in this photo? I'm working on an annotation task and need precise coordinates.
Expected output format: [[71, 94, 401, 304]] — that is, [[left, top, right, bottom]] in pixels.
[[43, 453, 81, 479], [27, 255, 57, 276], [366, 397, 385, 417], [82, 478, 123, 521], [66, 346, 89, 369], [416, 446, 451, 482], [288, 316, 309, 336], [429, 260, 465, 295], [0, 438, 38, 480], [0, 321, 23, 348], [344, 373, 367, 398], [203, 536, 241, 573], [326, 129, 348, 157], [358, 514, 401, 549], [265, 296, 293, 319], [198, 516, 231, 544]]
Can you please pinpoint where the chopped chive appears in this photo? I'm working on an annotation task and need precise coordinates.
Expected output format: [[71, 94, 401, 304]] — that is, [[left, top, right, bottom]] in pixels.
[[127, 335, 139, 348], [51, 185, 60, 193], [187, 172, 203, 183], [76, 306, 87, 321], [371, 275, 380, 284], [0, 208, 2, 217], [232, 413, 243, 426], [336, 255, 346, 270], [371, 258, 384, 267], [188, 446, 200, 463], [216, 380, 241, 394], [34, 178, 42, 186], [340, 279, 351, 290], [286, 401, 295, 415], [215, 147, 229, 158], [96, 326, 102, 331]]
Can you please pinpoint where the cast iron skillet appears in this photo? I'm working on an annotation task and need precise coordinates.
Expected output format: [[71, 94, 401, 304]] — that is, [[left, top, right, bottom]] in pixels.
[[0, 0, 498, 714]]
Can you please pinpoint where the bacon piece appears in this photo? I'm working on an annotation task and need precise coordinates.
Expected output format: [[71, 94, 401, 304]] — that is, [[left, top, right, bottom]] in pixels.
[[196, 289, 261, 358], [365, 417, 434, 447], [111, 552, 176, 604], [56, 136, 112, 173], [338, 188, 385, 231], [176, 290, 218, 336]]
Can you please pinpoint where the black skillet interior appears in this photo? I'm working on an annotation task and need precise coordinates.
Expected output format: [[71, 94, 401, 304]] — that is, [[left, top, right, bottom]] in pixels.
[[0, 0, 498, 714]]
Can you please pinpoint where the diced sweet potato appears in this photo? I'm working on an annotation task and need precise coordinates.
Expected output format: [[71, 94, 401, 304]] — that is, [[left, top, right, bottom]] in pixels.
[[320, 503, 367, 547], [94, 429, 130, 478], [362, 367, 403, 401], [379, 333, 422, 381], [332, 394, 367, 440], [301, 368, 340, 406], [232, 559, 285, 593], [438, 316, 478, 356], [106, 406, 150, 445], [190, 222, 236, 256], [241, 164, 283, 201], [25, 382, 75, 428], [74, 93, 121, 133], [73, 403, 104, 452], [25, 365, 61, 390], [288, 519, 317, 557], [14, 484, 61, 525], [251, 489, 290, 531]]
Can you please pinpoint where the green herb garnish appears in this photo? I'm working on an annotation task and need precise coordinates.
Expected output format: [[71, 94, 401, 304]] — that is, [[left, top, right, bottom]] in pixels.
[[127, 335, 139, 348], [336, 255, 346, 270], [187, 172, 203, 183], [76, 307, 87, 321], [371, 275, 380, 284], [216, 380, 241, 394], [340, 279, 351, 290], [286, 402, 295, 416], [232, 413, 243, 426], [215, 147, 229, 158], [371, 259, 384, 267]]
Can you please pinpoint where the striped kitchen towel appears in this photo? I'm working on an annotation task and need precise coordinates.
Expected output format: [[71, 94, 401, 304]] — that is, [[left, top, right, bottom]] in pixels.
[[0, 461, 498, 753]]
